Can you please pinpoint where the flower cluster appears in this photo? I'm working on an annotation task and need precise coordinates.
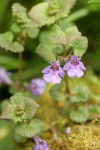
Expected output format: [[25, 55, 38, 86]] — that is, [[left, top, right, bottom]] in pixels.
[[42, 55, 86, 84], [29, 79, 46, 96], [34, 136, 49, 150], [0, 68, 11, 85]]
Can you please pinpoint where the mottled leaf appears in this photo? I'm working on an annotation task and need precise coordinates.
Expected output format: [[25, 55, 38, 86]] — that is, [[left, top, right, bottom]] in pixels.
[[49, 25, 67, 45], [0, 32, 24, 53], [0, 93, 39, 123], [15, 119, 44, 137], [28, 2, 55, 27], [12, 3, 29, 23], [36, 41, 56, 62], [48, 0, 77, 19], [73, 36, 88, 56]]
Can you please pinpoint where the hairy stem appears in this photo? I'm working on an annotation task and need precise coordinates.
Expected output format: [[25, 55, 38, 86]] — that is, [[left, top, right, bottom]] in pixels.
[[18, 52, 23, 90], [63, 45, 67, 58]]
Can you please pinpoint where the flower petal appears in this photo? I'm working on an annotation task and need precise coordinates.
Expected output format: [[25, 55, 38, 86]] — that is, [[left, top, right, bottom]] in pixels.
[[67, 68, 76, 77], [75, 68, 84, 78], [43, 73, 52, 83], [59, 67, 65, 77], [42, 66, 51, 74], [79, 61, 86, 70], [63, 62, 71, 71], [52, 74, 61, 84], [34, 145, 39, 150]]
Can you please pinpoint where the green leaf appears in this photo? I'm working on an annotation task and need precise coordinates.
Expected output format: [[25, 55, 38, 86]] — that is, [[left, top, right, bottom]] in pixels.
[[65, 26, 81, 45], [0, 93, 39, 123], [28, 2, 55, 27], [48, 0, 77, 19], [50, 81, 66, 101], [25, 27, 39, 39], [11, 23, 21, 33], [15, 119, 44, 137], [70, 86, 90, 103], [73, 36, 88, 56], [49, 25, 67, 45], [12, 3, 29, 23], [0, 32, 24, 53], [11, 41, 24, 52], [69, 106, 89, 123], [36, 41, 56, 62]]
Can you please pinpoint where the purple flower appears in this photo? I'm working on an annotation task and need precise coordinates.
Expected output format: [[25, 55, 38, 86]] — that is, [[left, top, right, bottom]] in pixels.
[[34, 136, 49, 150], [0, 68, 11, 85], [29, 79, 46, 96], [63, 55, 86, 78], [42, 60, 65, 84]]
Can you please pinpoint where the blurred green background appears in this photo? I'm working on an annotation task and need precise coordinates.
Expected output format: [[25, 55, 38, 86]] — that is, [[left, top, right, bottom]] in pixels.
[[0, 0, 100, 150]]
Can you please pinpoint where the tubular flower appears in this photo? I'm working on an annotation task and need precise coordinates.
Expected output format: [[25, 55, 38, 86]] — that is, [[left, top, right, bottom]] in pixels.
[[29, 79, 46, 96], [0, 68, 11, 85], [63, 55, 86, 78], [42, 60, 65, 84], [34, 136, 49, 150]]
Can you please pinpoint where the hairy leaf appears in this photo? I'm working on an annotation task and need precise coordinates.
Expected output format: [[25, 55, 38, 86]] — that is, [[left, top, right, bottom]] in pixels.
[[65, 26, 81, 45], [36, 41, 56, 62], [48, 0, 77, 19], [73, 36, 88, 56], [0, 93, 39, 123], [0, 32, 24, 52], [28, 2, 55, 27], [12, 3, 29, 23], [25, 27, 39, 39], [49, 25, 67, 45], [15, 119, 44, 137]]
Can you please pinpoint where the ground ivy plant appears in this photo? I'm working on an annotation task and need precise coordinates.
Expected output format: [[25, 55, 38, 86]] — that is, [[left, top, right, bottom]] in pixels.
[[0, 0, 99, 149]]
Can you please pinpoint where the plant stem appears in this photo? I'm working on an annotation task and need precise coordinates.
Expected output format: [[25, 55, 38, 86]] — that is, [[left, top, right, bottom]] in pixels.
[[64, 76, 70, 95], [18, 52, 23, 90], [63, 45, 67, 58]]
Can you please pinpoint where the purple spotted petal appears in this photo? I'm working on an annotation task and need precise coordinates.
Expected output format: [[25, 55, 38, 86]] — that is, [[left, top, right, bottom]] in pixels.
[[71, 55, 80, 61], [79, 61, 86, 70], [63, 62, 71, 71], [42, 60, 64, 84]]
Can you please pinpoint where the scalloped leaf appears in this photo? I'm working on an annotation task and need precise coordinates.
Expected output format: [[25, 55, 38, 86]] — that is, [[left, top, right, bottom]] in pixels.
[[25, 27, 39, 39], [28, 2, 56, 27], [49, 25, 67, 45], [0, 93, 39, 123], [48, 0, 77, 19], [65, 26, 81, 45], [36, 41, 56, 62], [0, 32, 24, 53], [69, 106, 89, 123], [15, 119, 44, 137], [73, 36, 88, 56], [12, 3, 29, 23]]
